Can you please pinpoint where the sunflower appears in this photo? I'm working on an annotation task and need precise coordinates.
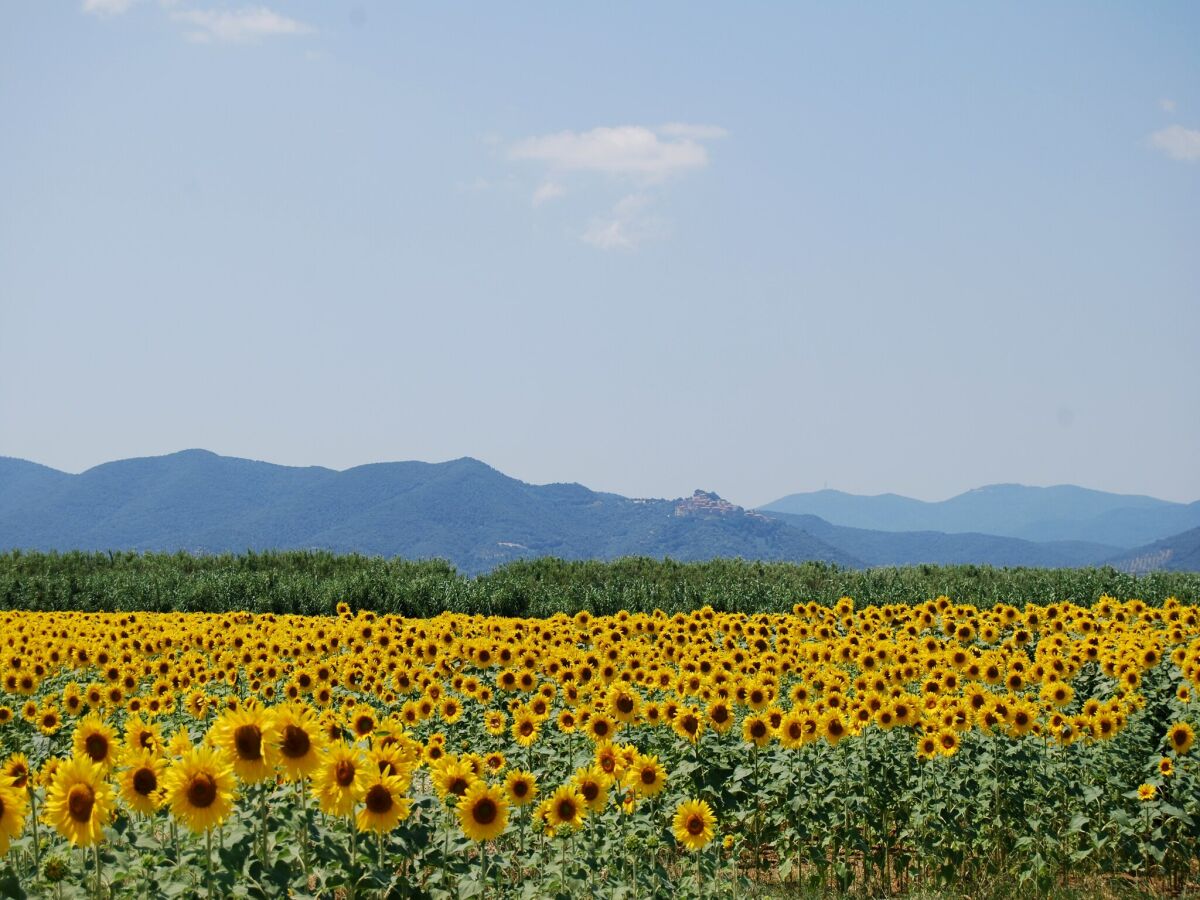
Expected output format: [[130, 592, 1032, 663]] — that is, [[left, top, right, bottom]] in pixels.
[[43, 756, 114, 847], [1159, 757, 1174, 777], [672, 707, 703, 745], [458, 781, 509, 842], [163, 746, 237, 833], [1137, 783, 1156, 801], [544, 785, 586, 832], [672, 798, 716, 852], [313, 742, 369, 817], [355, 770, 411, 833], [572, 766, 611, 813], [272, 702, 325, 781], [504, 769, 538, 807], [73, 714, 118, 772], [707, 701, 734, 734], [915, 733, 939, 760], [1167, 722, 1194, 756], [2, 754, 30, 790], [937, 728, 960, 757], [627, 753, 666, 797], [822, 712, 847, 747], [123, 715, 163, 755], [432, 758, 477, 801], [0, 780, 28, 856], [742, 714, 772, 748], [512, 710, 540, 748], [117, 749, 167, 816], [585, 712, 617, 743], [208, 706, 278, 784], [348, 705, 378, 740]]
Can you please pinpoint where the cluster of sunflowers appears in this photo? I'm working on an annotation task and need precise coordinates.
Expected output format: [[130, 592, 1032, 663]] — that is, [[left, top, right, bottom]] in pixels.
[[0, 594, 1198, 897]]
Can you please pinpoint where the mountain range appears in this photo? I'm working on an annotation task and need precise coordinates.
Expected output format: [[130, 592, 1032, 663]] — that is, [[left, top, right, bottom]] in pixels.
[[1, 450, 1197, 574]]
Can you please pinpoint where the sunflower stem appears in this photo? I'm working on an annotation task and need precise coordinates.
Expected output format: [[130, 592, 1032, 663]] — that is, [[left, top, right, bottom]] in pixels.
[[205, 826, 213, 899], [28, 785, 41, 878], [93, 841, 102, 900], [258, 782, 270, 865]]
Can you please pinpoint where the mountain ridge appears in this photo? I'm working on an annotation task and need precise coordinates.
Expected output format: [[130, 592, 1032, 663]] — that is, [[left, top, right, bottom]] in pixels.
[[0, 451, 858, 574], [2, 451, 1197, 574], [760, 484, 1200, 548]]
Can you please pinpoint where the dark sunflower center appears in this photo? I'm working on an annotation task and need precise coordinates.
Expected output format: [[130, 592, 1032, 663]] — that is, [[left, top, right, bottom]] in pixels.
[[233, 725, 263, 761], [581, 783, 599, 801], [68, 784, 95, 823], [593, 721, 610, 736], [281, 725, 311, 759], [556, 800, 576, 821], [187, 773, 217, 809], [640, 768, 657, 785], [133, 768, 158, 796], [681, 716, 698, 734], [519, 722, 534, 736], [335, 759, 357, 787], [713, 707, 729, 723], [449, 777, 469, 796], [750, 721, 767, 739], [84, 734, 109, 762], [616, 697, 634, 714], [788, 723, 802, 739], [512, 781, 529, 797], [687, 815, 705, 836], [365, 784, 393, 814], [473, 797, 498, 825], [355, 716, 373, 734]]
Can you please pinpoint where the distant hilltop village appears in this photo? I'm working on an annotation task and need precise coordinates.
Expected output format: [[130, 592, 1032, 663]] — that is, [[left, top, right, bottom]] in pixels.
[[673, 489, 771, 521]]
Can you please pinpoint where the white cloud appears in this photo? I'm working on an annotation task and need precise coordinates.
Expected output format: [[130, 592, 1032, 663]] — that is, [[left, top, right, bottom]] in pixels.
[[172, 7, 314, 43], [582, 195, 664, 250], [509, 125, 718, 180], [82, 0, 138, 15], [509, 122, 723, 250], [1159, 98, 1177, 113], [1148, 125, 1200, 162], [531, 181, 565, 206], [657, 122, 729, 140]]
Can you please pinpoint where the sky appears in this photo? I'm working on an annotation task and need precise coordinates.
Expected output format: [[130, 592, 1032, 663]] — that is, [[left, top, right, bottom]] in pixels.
[[1, 2, 1198, 508]]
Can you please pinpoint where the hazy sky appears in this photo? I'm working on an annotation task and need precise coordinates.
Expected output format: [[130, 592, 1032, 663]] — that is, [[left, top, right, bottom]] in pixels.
[[1, 3, 1198, 507]]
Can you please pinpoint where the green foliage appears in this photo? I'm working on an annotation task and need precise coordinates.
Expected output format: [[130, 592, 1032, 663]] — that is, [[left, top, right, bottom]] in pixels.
[[1, 550, 1198, 616]]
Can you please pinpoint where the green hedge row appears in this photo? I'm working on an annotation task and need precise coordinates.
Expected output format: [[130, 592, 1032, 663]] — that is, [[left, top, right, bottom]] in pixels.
[[1, 550, 1197, 617]]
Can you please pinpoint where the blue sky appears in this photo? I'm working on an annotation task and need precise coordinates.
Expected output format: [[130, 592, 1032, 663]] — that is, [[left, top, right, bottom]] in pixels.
[[1, 2, 1197, 506]]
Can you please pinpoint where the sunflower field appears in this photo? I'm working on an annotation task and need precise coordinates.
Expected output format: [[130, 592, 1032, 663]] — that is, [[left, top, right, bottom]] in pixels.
[[0, 595, 1198, 898]]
